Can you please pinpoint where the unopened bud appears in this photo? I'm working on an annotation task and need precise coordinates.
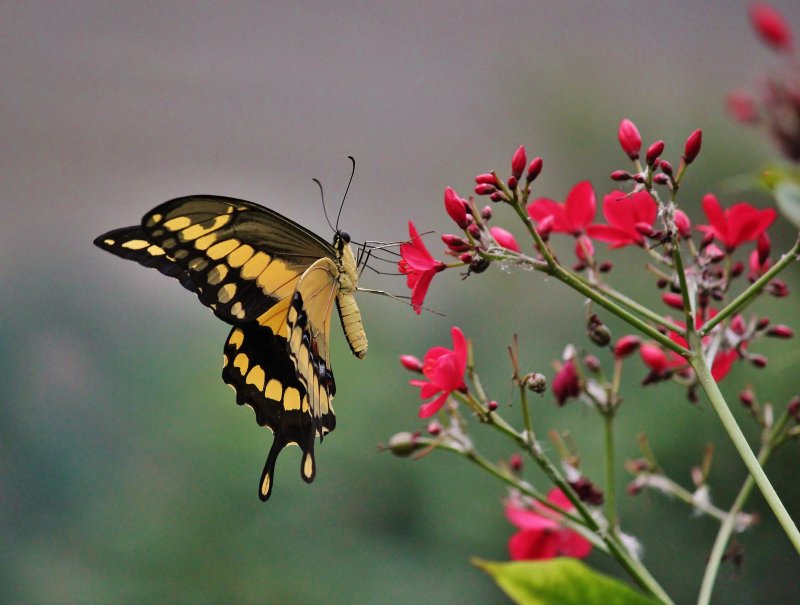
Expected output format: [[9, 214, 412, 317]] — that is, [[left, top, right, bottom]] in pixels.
[[730, 314, 747, 335], [507, 175, 518, 190], [584, 354, 601, 373], [490, 191, 505, 203], [569, 477, 604, 505], [400, 355, 423, 373], [682, 129, 702, 164], [444, 187, 470, 229], [660, 160, 674, 176], [646, 140, 665, 165], [475, 173, 498, 185], [731, 261, 744, 278], [509, 453, 524, 472], [511, 145, 527, 180], [750, 354, 768, 368], [635, 222, 655, 237], [427, 421, 442, 436], [611, 170, 632, 181], [618, 118, 642, 160], [768, 279, 789, 297], [614, 335, 641, 359], [474, 183, 496, 196], [526, 157, 543, 182], [653, 173, 670, 185], [767, 324, 794, 339], [386, 432, 421, 457], [524, 372, 547, 394], [468, 223, 481, 238], [756, 317, 771, 330], [487, 400, 498, 412], [627, 482, 643, 496], [442, 233, 471, 252], [740, 388, 755, 408], [481, 205, 492, 221], [459, 252, 473, 264], [599, 261, 613, 272], [749, 3, 793, 52], [788, 396, 800, 422]]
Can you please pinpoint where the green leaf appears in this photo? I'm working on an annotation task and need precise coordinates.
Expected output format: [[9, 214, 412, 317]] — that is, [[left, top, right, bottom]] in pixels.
[[774, 180, 800, 229], [473, 558, 660, 605]]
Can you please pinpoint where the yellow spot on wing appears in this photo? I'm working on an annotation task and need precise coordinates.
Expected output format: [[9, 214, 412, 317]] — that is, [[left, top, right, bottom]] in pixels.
[[146, 245, 166, 256], [228, 244, 254, 268], [261, 474, 271, 498], [241, 252, 271, 279], [180, 215, 231, 241], [218, 283, 237, 303], [284, 387, 301, 411], [121, 240, 150, 250], [207, 264, 229, 285], [146, 213, 163, 226], [164, 216, 192, 231], [208, 239, 240, 260], [265, 379, 282, 401], [103, 239, 115, 245], [257, 260, 299, 298], [246, 365, 266, 391], [188, 258, 208, 271], [228, 328, 244, 349], [233, 353, 249, 374], [194, 233, 218, 251]]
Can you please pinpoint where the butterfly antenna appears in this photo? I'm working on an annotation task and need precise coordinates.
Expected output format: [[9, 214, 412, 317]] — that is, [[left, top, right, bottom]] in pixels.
[[335, 156, 356, 231], [313, 177, 336, 233]]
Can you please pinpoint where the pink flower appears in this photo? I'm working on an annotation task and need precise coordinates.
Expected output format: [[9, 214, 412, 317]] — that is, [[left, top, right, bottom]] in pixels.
[[490, 226, 521, 252], [749, 3, 793, 52], [505, 489, 592, 561], [399, 221, 446, 314], [527, 181, 597, 235], [410, 327, 468, 418], [585, 190, 658, 248], [696, 194, 777, 251]]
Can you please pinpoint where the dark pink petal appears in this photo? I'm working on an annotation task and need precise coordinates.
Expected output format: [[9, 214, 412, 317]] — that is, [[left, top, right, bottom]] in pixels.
[[490, 226, 521, 252], [506, 503, 559, 531], [585, 224, 640, 248], [418, 391, 450, 418], [640, 344, 668, 373], [564, 181, 597, 232], [509, 528, 560, 560], [750, 3, 793, 51], [711, 349, 739, 381], [546, 488, 574, 511], [450, 326, 468, 370], [410, 267, 437, 314], [528, 198, 569, 232]]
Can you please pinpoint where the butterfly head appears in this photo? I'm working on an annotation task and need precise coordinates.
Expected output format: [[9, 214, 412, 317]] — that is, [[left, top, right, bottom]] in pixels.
[[333, 230, 351, 253]]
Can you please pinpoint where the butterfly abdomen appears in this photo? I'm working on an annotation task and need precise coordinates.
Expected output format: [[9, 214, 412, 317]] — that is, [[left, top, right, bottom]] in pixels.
[[336, 293, 367, 359]]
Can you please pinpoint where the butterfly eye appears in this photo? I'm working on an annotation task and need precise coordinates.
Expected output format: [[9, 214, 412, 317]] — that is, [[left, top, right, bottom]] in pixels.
[[338, 231, 351, 244]]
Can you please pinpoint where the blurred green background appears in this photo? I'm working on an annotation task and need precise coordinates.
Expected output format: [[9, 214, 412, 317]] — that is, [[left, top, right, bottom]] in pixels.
[[2, 1, 798, 603]]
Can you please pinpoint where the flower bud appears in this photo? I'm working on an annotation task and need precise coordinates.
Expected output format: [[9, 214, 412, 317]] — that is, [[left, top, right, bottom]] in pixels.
[[726, 90, 760, 123], [441, 233, 472, 252], [507, 176, 518, 190], [750, 354, 768, 368], [627, 482, 644, 496], [660, 160, 674, 176], [768, 279, 789, 297], [618, 119, 642, 160], [610, 170, 632, 181], [475, 183, 496, 196], [635, 222, 655, 237], [386, 432, 421, 457], [614, 335, 641, 359], [731, 314, 747, 335], [552, 360, 580, 405], [653, 173, 670, 186], [490, 226, 521, 252], [767, 324, 794, 339], [459, 252, 473, 264], [569, 477, 605, 505], [740, 388, 755, 408], [475, 173, 498, 185], [599, 261, 613, 272], [524, 372, 547, 394], [640, 344, 668, 373], [400, 355, 423, 373], [673, 210, 692, 238], [489, 191, 505, 203], [509, 453, 524, 472], [468, 223, 481, 238], [756, 317, 771, 330], [749, 3, 793, 52], [646, 140, 665, 165], [487, 400, 498, 412], [526, 157, 543, 182], [481, 205, 492, 221], [427, 421, 442, 436], [584, 354, 601, 373], [511, 145, 527, 180], [757, 232, 771, 266], [682, 129, 702, 164], [661, 293, 684, 310], [574, 234, 594, 262], [788, 396, 800, 422], [731, 261, 744, 278], [444, 187, 470, 229]]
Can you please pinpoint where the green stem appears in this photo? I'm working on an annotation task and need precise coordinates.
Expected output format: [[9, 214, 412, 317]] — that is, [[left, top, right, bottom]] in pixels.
[[699, 238, 800, 336], [604, 412, 618, 532], [689, 334, 800, 554], [593, 281, 685, 335], [697, 411, 791, 605], [671, 244, 695, 329]]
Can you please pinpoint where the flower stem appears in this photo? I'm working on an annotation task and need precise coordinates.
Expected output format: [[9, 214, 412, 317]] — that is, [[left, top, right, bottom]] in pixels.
[[696, 410, 791, 605], [604, 411, 619, 532], [688, 333, 800, 554], [699, 237, 800, 336]]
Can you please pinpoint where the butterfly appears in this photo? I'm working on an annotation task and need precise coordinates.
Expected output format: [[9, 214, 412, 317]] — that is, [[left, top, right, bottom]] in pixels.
[[94, 195, 367, 501]]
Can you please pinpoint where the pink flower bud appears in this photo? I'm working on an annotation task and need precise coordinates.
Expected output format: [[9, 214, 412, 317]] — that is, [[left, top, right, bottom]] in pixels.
[[468, 223, 481, 238], [740, 388, 755, 408], [526, 157, 543, 182], [788, 396, 800, 422], [599, 261, 613, 272], [614, 335, 641, 358], [768, 279, 789, 297], [574, 234, 594, 262], [749, 3, 793, 52], [584, 354, 601, 372], [489, 191, 505, 203], [750, 354, 768, 368], [511, 145, 527, 180], [661, 293, 684, 310], [459, 252, 473, 264], [610, 170, 632, 181], [704, 244, 725, 262], [481, 205, 492, 221], [441, 233, 471, 252], [683, 129, 702, 164], [400, 355, 423, 373], [757, 232, 771, 265], [487, 400, 498, 411], [427, 421, 442, 436], [640, 344, 668, 373], [618, 119, 642, 160], [731, 314, 747, 335], [726, 90, 760, 123], [756, 317, 771, 330], [509, 453, 523, 472], [475, 183, 497, 196], [444, 187, 470, 228], [646, 140, 665, 165], [634, 222, 655, 237], [674, 210, 692, 238], [660, 160, 674, 176], [653, 174, 670, 185], [490, 226, 520, 252], [767, 324, 794, 339], [731, 261, 744, 277], [507, 175, 518, 190], [536, 215, 554, 238], [475, 173, 498, 185]]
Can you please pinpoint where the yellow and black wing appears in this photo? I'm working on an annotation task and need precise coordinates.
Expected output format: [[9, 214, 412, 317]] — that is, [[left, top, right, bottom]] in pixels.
[[94, 195, 351, 501]]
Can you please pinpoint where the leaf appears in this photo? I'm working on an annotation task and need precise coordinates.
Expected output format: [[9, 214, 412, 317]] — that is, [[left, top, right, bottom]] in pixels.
[[774, 180, 800, 229], [472, 558, 660, 605]]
